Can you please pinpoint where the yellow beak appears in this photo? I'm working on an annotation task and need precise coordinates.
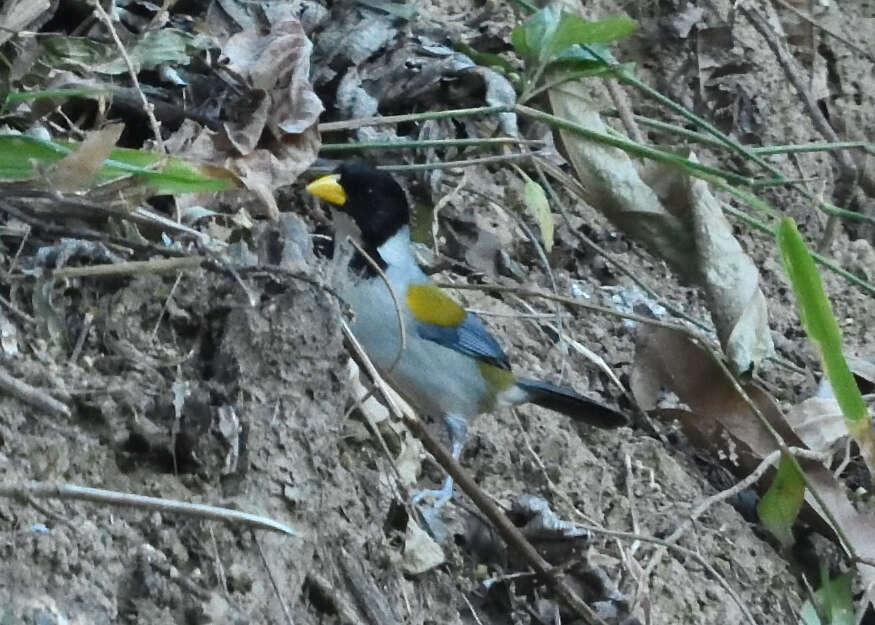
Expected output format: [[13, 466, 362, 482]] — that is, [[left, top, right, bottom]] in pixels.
[[305, 173, 346, 206]]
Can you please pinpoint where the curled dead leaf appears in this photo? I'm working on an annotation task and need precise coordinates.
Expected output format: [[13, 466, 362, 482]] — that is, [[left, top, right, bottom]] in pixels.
[[632, 326, 875, 603]]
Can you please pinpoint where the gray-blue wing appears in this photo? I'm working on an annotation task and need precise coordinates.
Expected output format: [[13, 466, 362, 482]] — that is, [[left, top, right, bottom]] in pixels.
[[415, 313, 511, 370]]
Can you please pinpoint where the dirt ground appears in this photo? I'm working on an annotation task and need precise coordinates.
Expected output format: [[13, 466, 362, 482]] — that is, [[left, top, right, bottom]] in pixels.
[[1, 0, 874, 624]]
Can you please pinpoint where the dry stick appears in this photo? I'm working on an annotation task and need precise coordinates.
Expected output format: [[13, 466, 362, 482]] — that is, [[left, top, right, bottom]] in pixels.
[[69, 310, 94, 364], [740, 5, 859, 252], [379, 151, 541, 172], [0, 292, 35, 325], [431, 169, 470, 255], [151, 272, 183, 339], [0, 481, 297, 536], [533, 157, 713, 334], [209, 526, 229, 595], [346, 237, 406, 375], [317, 105, 509, 132], [340, 323, 608, 625], [404, 413, 607, 625], [320, 136, 544, 152], [52, 256, 204, 280], [7, 222, 30, 275], [340, 327, 408, 493], [90, 0, 164, 153], [604, 78, 645, 145], [434, 282, 685, 332], [254, 532, 296, 625], [637, 446, 828, 624], [0, 366, 71, 417], [771, 0, 875, 63]]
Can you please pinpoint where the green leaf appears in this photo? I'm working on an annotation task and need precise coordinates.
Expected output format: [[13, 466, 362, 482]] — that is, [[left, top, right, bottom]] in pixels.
[[511, 5, 561, 61], [799, 570, 854, 625], [453, 42, 517, 75], [41, 29, 212, 75], [548, 13, 637, 57], [3, 88, 109, 111], [0, 134, 233, 194], [512, 9, 636, 64], [553, 42, 616, 64], [523, 177, 554, 253], [777, 218, 874, 473], [757, 452, 805, 547]]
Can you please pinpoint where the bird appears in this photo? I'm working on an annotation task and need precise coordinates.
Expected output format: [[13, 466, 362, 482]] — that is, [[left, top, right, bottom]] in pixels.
[[306, 161, 628, 512]]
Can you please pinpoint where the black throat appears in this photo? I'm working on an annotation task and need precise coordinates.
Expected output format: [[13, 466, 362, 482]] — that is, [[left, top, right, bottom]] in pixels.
[[335, 162, 409, 277]]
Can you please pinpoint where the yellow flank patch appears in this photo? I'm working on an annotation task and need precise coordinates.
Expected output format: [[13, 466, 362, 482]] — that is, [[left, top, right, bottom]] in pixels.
[[478, 362, 515, 409], [406, 283, 466, 327]]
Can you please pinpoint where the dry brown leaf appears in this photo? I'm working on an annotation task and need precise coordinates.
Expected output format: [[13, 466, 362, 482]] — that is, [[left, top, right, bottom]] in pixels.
[[0, 0, 51, 47], [785, 354, 875, 458], [52, 123, 124, 192], [785, 397, 845, 454], [221, 20, 324, 140], [688, 163, 774, 374], [156, 18, 324, 218], [630, 326, 796, 469], [631, 326, 875, 604], [547, 2, 773, 374]]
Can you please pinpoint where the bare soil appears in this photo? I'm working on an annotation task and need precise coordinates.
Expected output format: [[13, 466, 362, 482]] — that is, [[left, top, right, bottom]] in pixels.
[[1, 1, 873, 624]]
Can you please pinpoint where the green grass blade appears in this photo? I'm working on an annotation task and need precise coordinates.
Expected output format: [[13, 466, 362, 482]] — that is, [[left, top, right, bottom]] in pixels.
[[777, 218, 875, 474], [757, 452, 805, 547], [0, 135, 233, 193]]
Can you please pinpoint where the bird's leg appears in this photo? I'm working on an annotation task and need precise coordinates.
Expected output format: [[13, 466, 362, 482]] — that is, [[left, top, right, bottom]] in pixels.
[[412, 415, 467, 510]]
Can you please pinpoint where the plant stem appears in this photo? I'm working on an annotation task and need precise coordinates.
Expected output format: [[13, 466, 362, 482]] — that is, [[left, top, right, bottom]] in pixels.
[[752, 141, 871, 156], [317, 105, 511, 132], [514, 103, 757, 186], [320, 137, 542, 152], [721, 204, 875, 296]]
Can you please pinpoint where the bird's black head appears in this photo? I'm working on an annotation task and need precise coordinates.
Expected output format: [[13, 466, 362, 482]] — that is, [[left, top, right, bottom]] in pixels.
[[307, 161, 409, 251]]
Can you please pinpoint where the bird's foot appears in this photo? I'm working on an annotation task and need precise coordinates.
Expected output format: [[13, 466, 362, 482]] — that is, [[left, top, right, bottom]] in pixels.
[[411, 475, 454, 539], [411, 474, 454, 509]]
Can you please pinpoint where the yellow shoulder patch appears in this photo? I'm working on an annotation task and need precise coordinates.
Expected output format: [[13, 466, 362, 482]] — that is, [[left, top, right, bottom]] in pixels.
[[406, 283, 466, 327]]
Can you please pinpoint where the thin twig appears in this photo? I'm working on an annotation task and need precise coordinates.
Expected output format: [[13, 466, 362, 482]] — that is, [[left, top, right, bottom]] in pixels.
[[434, 282, 690, 331], [346, 237, 407, 375], [90, 0, 164, 152], [6, 222, 30, 275], [340, 323, 608, 625], [320, 137, 544, 152], [0, 292, 35, 325], [605, 78, 644, 144], [254, 532, 295, 625], [771, 0, 875, 63], [69, 310, 94, 364], [151, 271, 183, 339], [0, 366, 71, 417], [317, 105, 510, 132], [740, 5, 858, 250], [0, 481, 297, 536], [341, 323, 407, 494], [52, 256, 204, 280], [533, 156, 714, 333], [378, 151, 542, 172]]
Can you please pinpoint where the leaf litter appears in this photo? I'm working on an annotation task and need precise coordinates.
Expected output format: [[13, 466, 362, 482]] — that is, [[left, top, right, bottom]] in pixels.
[[0, 0, 874, 623]]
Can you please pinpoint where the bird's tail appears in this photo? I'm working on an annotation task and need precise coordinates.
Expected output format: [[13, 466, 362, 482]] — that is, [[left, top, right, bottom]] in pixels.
[[515, 378, 628, 429]]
